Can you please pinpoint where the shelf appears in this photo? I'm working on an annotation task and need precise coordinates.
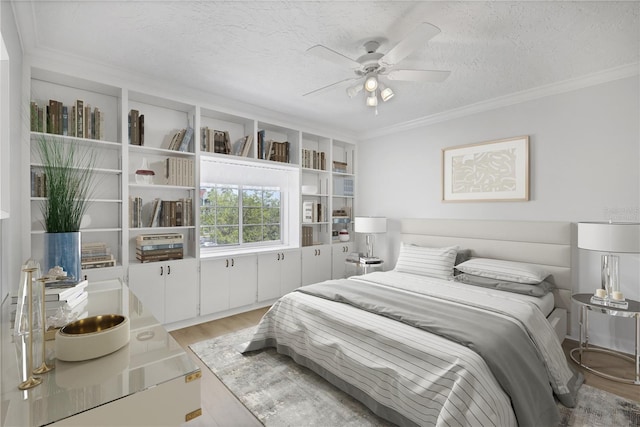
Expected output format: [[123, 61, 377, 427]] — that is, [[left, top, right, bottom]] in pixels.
[[31, 132, 121, 149], [302, 193, 329, 197], [30, 164, 122, 175], [332, 195, 354, 199], [31, 197, 122, 203], [302, 167, 329, 174], [31, 227, 123, 235], [129, 226, 196, 232], [129, 144, 195, 157], [129, 183, 195, 191]]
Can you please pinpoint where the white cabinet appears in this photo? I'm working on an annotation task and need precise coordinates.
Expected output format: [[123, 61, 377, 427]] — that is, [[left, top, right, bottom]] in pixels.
[[258, 249, 301, 301], [200, 255, 257, 316], [301, 245, 331, 286], [128, 258, 197, 324], [332, 242, 356, 279]]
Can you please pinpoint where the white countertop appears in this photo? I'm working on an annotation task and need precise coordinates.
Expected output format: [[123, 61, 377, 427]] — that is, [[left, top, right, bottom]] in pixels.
[[1, 279, 200, 426]]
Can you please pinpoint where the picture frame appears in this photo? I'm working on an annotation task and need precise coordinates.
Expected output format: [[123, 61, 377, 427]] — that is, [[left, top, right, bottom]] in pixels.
[[442, 135, 529, 202]]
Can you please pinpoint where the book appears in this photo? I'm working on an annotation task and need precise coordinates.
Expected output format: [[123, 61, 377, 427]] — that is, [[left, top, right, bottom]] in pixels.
[[45, 290, 88, 310], [130, 109, 139, 145], [178, 127, 193, 152], [241, 134, 253, 157], [360, 256, 382, 264], [11, 279, 88, 303], [149, 198, 161, 227], [138, 114, 144, 145], [76, 99, 84, 138], [136, 233, 184, 243]]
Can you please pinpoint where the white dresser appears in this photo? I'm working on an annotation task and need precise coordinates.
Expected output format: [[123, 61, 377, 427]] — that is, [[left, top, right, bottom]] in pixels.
[[1, 280, 201, 426]]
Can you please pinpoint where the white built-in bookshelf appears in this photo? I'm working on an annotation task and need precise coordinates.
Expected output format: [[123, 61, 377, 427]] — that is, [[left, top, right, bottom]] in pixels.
[[24, 64, 356, 325]]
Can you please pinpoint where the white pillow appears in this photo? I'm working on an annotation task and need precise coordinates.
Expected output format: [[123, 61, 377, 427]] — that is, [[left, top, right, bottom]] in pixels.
[[394, 243, 457, 280], [455, 258, 550, 284]]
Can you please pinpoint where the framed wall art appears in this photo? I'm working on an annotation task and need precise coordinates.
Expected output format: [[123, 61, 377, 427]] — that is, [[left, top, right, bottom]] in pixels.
[[442, 136, 529, 202]]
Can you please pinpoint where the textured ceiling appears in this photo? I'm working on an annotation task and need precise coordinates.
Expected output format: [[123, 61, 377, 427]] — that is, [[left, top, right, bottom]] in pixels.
[[12, 1, 640, 137]]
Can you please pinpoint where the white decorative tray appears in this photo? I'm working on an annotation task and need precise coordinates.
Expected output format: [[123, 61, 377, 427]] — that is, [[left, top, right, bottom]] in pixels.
[[590, 295, 629, 309]]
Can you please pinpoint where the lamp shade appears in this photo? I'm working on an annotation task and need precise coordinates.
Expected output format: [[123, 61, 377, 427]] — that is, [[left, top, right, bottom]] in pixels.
[[578, 222, 640, 253], [355, 217, 387, 234]]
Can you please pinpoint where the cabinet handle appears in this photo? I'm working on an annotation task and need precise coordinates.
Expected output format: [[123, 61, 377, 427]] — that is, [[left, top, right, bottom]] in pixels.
[[281, 253, 285, 261], [277, 253, 280, 261], [160, 266, 164, 276], [226, 259, 229, 268], [231, 258, 235, 267], [167, 265, 171, 275]]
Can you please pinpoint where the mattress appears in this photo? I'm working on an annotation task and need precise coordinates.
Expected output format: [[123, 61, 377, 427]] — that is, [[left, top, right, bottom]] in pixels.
[[243, 271, 582, 427]]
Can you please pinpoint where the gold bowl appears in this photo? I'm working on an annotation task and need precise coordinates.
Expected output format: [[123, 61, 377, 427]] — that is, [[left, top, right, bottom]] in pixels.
[[55, 314, 130, 362]]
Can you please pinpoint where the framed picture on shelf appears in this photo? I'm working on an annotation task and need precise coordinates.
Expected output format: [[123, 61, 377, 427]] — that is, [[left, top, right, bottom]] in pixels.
[[442, 135, 529, 202]]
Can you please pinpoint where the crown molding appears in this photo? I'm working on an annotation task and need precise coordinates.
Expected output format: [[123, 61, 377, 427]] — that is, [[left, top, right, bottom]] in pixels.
[[360, 62, 640, 140]]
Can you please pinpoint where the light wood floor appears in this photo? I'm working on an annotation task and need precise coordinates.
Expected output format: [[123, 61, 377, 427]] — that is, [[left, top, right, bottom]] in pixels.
[[170, 308, 639, 426]]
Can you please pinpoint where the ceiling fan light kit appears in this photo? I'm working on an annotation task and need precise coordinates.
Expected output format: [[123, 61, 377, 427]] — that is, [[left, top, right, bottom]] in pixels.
[[366, 93, 378, 107], [364, 74, 378, 92], [304, 22, 450, 114]]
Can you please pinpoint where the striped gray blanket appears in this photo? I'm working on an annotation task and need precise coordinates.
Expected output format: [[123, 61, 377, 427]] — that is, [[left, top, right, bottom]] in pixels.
[[243, 271, 582, 426]]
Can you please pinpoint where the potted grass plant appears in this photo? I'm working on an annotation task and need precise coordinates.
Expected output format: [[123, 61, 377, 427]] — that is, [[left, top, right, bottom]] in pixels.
[[37, 136, 98, 281]]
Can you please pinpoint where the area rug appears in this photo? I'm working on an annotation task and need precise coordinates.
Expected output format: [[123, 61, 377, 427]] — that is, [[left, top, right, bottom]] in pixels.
[[190, 327, 640, 427]]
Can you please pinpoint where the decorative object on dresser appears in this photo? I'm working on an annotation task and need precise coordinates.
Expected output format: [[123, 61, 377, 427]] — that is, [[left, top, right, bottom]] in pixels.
[[354, 216, 387, 258], [577, 221, 640, 303], [35, 135, 98, 282], [442, 135, 529, 202]]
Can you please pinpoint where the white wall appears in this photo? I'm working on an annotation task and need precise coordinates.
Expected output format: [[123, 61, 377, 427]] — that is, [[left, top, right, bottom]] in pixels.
[[357, 75, 640, 354], [1, 0, 24, 302]]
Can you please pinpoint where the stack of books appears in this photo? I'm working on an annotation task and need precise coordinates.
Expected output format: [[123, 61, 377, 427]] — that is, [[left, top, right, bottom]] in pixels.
[[81, 242, 116, 269], [136, 233, 184, 263], [11, 279, 89, 324]]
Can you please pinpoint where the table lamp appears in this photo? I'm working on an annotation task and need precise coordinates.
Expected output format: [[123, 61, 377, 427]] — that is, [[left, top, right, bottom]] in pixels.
[[577, 221, 640, 298], [354, 216, 387, 258]]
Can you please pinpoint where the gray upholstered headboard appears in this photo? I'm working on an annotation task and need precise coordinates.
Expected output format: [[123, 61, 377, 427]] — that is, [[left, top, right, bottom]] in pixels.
[[399, 219, 573, 313]]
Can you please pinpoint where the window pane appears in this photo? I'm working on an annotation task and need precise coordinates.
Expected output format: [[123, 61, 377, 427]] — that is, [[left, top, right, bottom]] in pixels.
[[217, 207, 239, 225], [263, 207, 280, 224], [200, 183, 282, 249], [218, 187, 239, 206], [263, 190, 280, 208], [242, 189, 262, 207], [217, 226, 239, 245], [264, 225, 280, 241], [243, 206, 262, 225], [243, 225, 263, 243]]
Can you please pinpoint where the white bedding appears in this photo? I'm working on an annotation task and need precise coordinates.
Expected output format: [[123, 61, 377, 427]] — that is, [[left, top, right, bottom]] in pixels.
[[244, 271, 581, 426]]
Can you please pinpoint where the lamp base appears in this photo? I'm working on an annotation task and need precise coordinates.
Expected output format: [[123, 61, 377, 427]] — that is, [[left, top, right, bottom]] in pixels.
[[601, 254, 619, 297]]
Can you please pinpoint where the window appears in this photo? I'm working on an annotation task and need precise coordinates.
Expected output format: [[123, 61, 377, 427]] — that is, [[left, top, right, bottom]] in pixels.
[[200, 185, 281, 248], [199, 157, 299, 253]]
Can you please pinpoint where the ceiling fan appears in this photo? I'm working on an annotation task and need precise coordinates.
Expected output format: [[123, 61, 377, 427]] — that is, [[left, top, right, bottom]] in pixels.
[[303, 22, 450, 112]]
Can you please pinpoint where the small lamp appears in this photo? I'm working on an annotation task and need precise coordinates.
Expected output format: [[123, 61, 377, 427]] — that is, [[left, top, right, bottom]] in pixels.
[[355, 216, 387, 258], [578, 221, 640, 298]]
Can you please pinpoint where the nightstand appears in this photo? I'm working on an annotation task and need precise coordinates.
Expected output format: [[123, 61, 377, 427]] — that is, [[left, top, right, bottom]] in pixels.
[[345, 259, 384, 275], [570, 293, 640, 385]]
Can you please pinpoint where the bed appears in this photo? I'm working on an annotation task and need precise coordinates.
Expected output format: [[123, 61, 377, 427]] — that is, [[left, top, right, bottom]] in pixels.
[[242, 219, 583, 426]]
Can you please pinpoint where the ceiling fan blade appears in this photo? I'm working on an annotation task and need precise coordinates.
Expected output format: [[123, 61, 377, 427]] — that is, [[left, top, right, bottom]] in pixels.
[[306, 45, 361, 70], [386, 69, 450, 83], [379, 22, 441, 68], [302, 77, 360, 97]]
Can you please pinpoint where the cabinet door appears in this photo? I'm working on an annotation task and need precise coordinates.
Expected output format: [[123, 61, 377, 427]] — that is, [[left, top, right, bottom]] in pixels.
[[257, 253, 281, 302], [332, 243, 354, 279], [200, 258, 230, 316], [164, 259, 198, 324], [128, 263, 166, 323], [280, 249, 301, 295], [301, 245, 331, 286], [228, 255, 257, 309]]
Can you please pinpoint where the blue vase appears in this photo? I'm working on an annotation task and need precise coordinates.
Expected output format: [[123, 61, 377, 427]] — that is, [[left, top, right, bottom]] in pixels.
[[44, 232, 82, 281]]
